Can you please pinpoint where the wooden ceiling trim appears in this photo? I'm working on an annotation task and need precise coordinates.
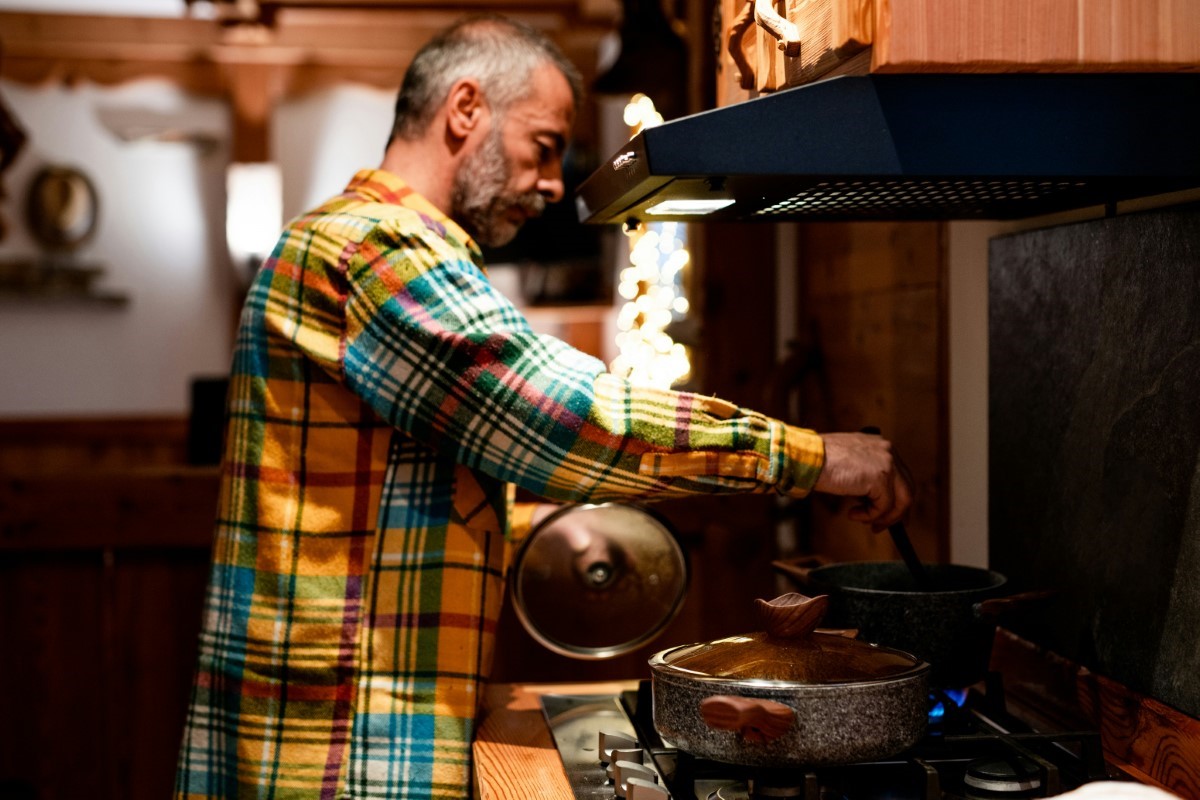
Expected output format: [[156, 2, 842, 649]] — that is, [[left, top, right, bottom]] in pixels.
[[0, 9, 610, 92], [1, 12, 219, 92], [196, 0, 619, 25], [0, 8, 612, 158], [257, 0, 586, 8]]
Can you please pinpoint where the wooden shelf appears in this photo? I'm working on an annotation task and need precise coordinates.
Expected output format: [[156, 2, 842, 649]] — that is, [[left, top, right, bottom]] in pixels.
[[0, 290, 130, 307], [0, 260, 130, 307]]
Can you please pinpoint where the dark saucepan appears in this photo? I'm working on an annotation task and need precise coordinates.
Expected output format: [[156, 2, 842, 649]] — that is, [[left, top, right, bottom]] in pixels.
[[775, 560, 1044, 688]]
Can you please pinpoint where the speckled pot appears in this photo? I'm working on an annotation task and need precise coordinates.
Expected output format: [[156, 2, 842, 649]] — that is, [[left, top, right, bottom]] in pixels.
[[649, 645, 930, 768]]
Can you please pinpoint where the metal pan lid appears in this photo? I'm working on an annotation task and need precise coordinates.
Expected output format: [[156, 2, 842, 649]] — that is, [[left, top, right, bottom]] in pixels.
[[651, 593, 929, 685], [510, 503, 688, 660]]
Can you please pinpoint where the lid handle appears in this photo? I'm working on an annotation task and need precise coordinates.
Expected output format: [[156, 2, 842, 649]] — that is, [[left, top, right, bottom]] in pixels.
[[755, 592, 829, 639]]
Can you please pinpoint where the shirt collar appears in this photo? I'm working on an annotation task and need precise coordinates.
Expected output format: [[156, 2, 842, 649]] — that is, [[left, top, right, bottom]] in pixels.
[[345, 168, 484, 265]]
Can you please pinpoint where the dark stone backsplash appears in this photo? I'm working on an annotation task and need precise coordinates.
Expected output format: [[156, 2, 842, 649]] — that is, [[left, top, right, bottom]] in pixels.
[[989, 203, 1200, 717]]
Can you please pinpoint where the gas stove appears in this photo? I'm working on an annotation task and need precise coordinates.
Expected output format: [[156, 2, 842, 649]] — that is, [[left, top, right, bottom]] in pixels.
[[538, 677, 1129, 800]]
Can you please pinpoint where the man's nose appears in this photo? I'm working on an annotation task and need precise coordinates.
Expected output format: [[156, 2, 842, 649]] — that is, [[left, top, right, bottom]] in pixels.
[[537, 166, 565, 203]]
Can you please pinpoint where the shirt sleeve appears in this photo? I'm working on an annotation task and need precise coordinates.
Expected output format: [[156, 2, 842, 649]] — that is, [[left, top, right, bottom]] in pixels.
[[337, 220, 825, 503]]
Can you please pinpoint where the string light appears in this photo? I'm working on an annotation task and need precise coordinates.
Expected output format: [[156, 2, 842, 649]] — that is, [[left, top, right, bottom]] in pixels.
[[622, 93, 664, 130], [609, 95, 692, 389]]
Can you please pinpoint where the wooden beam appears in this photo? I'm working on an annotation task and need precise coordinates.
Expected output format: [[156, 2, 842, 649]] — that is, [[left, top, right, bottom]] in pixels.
[[0, 7, 613, 159], [0, 13, 225, 92], [0, 7, 614, 93]]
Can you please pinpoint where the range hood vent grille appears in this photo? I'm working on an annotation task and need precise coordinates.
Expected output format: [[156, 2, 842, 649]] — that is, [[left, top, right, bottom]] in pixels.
[[576, 74, 1200, 224], [754, 178, 1091, 220]]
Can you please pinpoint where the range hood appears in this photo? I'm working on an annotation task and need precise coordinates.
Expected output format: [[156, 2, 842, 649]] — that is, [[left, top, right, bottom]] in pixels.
[[576, 73, 1200, 224]]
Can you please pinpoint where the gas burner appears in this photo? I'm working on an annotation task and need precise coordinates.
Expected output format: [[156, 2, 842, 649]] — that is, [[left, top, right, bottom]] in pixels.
[[538, 678, 1123, 800], [747, 778, 806, 799], [964, 756, 1044, 796], [706, 778, 810, 800]]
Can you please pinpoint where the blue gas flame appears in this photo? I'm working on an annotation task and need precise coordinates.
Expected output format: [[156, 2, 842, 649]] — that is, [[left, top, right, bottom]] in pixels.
[[928, 688, 969, 721]]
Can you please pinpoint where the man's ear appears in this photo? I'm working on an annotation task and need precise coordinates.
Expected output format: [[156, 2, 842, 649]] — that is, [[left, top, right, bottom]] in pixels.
[[445, 78, 487, 141]]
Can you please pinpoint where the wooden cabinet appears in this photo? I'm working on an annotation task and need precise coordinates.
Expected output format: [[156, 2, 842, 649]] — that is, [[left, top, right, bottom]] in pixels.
[[874, 0, 1200, 73], [719, 0, 1200, 103]]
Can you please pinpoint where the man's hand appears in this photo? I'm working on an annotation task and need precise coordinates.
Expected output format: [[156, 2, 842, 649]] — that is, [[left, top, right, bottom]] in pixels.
[[813, 431, 914, 531]]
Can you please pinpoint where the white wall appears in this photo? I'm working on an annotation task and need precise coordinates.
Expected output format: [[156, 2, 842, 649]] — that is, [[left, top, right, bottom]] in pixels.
[[0, 72, 606, 417], [272, 84, 395, 221], [946, 221, 1016, 566], [0, 0, 189, 14], [0, 78, 235, 416], [0, 78, 398, 418]]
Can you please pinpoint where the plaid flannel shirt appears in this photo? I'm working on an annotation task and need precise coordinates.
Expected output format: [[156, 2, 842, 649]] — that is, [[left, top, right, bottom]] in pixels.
[[174, 169, 825, 800]]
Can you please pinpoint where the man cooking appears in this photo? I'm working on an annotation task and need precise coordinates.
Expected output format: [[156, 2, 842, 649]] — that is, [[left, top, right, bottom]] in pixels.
[[174, 14, 913, 800]]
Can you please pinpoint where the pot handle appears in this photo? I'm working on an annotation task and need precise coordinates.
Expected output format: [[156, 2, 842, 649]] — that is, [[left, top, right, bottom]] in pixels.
[[699, 695, 795, 743], [975, 589, 1057, 620], [771, 555, 830, 586]]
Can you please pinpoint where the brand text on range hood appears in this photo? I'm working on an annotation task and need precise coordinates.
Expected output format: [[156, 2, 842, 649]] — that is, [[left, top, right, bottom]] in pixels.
[[575, 73, 1200, 224]]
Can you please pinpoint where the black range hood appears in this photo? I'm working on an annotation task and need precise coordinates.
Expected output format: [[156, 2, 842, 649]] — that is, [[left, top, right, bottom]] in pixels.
[[575, 73, 1200, 224]]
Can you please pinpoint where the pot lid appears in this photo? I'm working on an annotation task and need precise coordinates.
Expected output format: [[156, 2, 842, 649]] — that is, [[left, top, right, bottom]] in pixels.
[[511, 503, 688, 660], [654, 593, 927, 684]]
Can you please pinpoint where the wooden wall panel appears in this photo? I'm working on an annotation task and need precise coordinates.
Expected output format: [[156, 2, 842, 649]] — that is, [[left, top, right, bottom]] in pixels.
[[992, 629, 1200, 800], [0, 469, 220, 551], [112, 554, 212, 799], [0, 552, 211, 799], [0, 417, 217, 800], [0, 417, 189, 475], [0, 559, 109, 797], [793, 221, 947, 564]]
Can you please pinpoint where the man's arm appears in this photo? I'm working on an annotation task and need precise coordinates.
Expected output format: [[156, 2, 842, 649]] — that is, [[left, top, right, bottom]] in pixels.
[[332, 221, 911, 521]]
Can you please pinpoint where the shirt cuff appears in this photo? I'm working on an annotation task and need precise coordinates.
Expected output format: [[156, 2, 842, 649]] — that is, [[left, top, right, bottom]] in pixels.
[[778, 424, 825, 496]]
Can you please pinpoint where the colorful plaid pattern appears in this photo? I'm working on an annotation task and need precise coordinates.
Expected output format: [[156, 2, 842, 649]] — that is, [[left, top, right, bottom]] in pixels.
[[174, 169, 825, 800]]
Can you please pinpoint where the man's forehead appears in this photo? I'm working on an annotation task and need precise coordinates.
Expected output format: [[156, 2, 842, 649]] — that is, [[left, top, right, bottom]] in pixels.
[[506, 64, 575, 127]]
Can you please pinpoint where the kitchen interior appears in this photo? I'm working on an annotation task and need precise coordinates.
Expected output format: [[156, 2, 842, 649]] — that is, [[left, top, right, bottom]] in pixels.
[[0, 1, 1197, 799]]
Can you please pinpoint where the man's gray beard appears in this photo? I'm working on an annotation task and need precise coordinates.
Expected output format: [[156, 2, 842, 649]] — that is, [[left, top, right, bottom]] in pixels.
[[451, 126, 545, 248]]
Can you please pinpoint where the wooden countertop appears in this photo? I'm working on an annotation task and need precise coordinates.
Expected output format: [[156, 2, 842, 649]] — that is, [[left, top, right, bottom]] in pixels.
[[473, 680, 637, 800]]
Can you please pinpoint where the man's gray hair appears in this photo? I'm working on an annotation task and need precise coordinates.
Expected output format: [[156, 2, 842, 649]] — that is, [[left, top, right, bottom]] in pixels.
[[390, 15, 583, 143]]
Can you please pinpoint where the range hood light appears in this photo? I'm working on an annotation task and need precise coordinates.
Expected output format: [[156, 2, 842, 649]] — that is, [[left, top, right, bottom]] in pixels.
[[644, 198, 735, 216]]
